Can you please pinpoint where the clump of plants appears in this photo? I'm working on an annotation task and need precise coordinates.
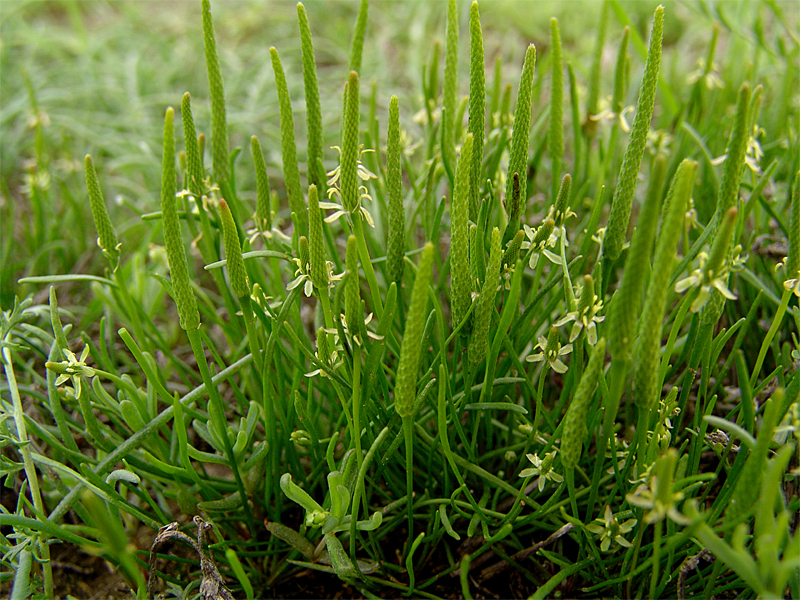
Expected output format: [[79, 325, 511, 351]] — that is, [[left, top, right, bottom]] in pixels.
[[2, 0, 799, 598]]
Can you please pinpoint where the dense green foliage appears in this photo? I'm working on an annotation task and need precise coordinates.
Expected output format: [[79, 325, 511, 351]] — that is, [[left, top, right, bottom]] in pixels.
[[2, 1, 799, 598]]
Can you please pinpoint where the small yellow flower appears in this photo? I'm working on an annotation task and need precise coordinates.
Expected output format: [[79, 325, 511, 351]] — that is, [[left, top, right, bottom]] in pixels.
[[586, 505, 637, 551], [519, 450, 564, 491], [46, 346, 95, 398], [526, 327, 572, 374]]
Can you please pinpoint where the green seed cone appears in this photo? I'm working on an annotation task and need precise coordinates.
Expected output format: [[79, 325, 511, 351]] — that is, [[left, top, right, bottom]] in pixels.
[[308, 184, 327, 292], [161, 107, 200, 332], [604, 6, 664, 262], [505, 44, 537, 210], [201, 0, 229, 187], [348, 0, 369, 74], [451, 134, 474, 331], [386, 95, 405, 287], [549, 17, 564, 195], [395, 242, 435, 418], [553, 173, 572, 228], [84, 155, 120, 269], [632, 159, 697, 409], [181, 93, 205, 201], [468, 1, 485, 222], [502, 229, 525, 272], [608, 153, 668, 362], [251, 135, 272, 230], [706, 207, 738, 280], [470, 227, 502, 364], [342, 71, 360, 214], [561, 337, 607, 469], [700, 84, 751, 327], [504, 173, 521, 245], [219, 199, 249, 298], [270, 46, 307, 237], [612, 27, 631, 115], [714, 83, 752, 227], [297, 3, 324, 191], [442, 0, 459, 174]]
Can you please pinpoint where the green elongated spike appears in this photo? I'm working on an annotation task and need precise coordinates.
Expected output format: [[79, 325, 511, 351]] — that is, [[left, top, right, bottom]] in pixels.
[[84, 155, 120, 269], [561, 337, 607, 469], [181, 93, 204, 200], [345, 235, 360, 336], [503, 172, 521, 244], [470, 227, 502, 364], [469, 223, 481, 284], [786, 173, 800, 279], [608, 153, 667, 362], [349, 0, 369, 74], [342, 71, 360, 214], [442, 0, 458, 172], [612, 27, 631, 115], [706, 207, 738, 279], [297, 3, 324, 190], [502, 229, 524, 271], [504, 44, 537, 209], [386, 95, 405, 287], [201, 0, 229, 187], [161, 107, 199, 332], [395, 242, 435, 418], [549, 17, 564, 198], [632, 159, 696, 409], [699, 84, 751, 327], [251, 135, 271, 230], [219, 199, 249, 298], [451, 134, 474, 331], [308, 184, 327, 292], [552, 173, 571, 227], [715, 82, 752, 224], [468, 1, 485, 221], [270, 47, 306, 237], [604, 6, 664, 262], [585, 0, 609, 125]]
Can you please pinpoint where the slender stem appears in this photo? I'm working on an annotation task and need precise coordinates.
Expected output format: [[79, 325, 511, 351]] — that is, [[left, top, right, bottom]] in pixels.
[[566, 467, 579, 519], [239, 296, 262, 373], [3, 346, 53, 598], [351, 215, 383, 318], [750, 286, 791, 387], [650, 519, 663, 599], [533, 365, 547, 437], [403, 415, 414, 543], [352, 342, 363, 478], [186, 329, 256, 538]]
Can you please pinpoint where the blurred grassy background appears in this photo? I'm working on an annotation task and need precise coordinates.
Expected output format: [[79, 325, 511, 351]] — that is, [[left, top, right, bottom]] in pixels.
[[1, 0, 797, 307]]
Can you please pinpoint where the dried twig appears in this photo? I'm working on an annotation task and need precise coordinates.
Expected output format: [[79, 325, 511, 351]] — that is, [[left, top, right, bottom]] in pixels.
[[479, 523, 575, 581], [677, 548, 714, 600]]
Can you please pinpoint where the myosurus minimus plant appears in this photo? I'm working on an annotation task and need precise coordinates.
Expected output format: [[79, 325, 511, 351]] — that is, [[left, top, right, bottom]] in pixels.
[[2, 0, 799, 598]]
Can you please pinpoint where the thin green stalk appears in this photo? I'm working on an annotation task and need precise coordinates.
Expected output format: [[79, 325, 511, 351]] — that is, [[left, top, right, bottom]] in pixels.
[[403, 415, 414, 542], [3, 344, 53, 598], [549, 17, 563, 202], [187, 329, 255, 537]]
